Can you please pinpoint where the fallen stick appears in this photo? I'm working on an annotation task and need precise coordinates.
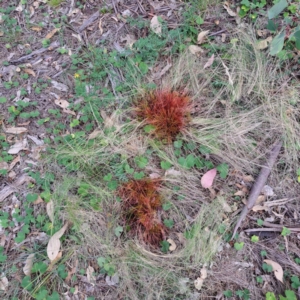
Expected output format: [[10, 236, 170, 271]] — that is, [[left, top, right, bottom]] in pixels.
[[9, 41, 60, 64], [231, 140, 283, 239], [244, 227, 300, 233], [77, 11, 100, 33]]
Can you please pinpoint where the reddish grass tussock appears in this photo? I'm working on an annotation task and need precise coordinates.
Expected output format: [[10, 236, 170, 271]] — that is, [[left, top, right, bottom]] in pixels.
[[135, 90, 191, 143], [118, 178, 167, 245]]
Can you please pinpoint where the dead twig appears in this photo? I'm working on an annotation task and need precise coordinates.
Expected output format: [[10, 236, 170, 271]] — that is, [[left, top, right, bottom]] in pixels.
[[77, 11, 100, 33], [245, 226, 300, 233], [231, 140, 283, 239], [9, 41, 60, 64]]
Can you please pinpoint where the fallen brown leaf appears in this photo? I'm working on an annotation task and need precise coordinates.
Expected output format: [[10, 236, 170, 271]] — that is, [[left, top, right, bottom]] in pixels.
[[234, 190, 245, 196], [203, 54, 214, 69], [197, 30, 210, 44], [150, 16, 162, 36], [23, 253, 35, 276], [47, 251, 62, 271], [263, 259, 283, 283], [23, 68, 36, 77], [8, 139, 28, 154], [33, 195, 44, 205], [45, 28, 60, 40], [188, 45, 204, 55], [0, 276, 8, 291], [256, 37, 272, 50], [47, 222, 68, 261], [167, 238, 177, 251], [223, 2, 237, 16], [46, 200, 54, 223], [86, 266, 96, 284], [201, 168, 217, 188], [8, 170, 16, 180], [252, 205, 268, 212], [4, 126, 28, 134], [31, 26, 43, 32], [54, 99, 70, 109], [9, 155, 20, 171]]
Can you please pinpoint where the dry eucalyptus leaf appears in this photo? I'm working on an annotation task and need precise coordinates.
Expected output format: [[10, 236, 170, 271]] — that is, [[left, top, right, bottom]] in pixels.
[[223, 2, 237, 16], [256, 37, 272, 50], [188, 45, 204, 55], [23, 253, 35, 276], [9, 155, 20, 170], [86, 266, 96, 284], [23, 68, 36, 77], [243, 174, 254, 182], [55, 99, 70, 109], [29, 6, 35, 18], [63, 108, 76, 115], [200, 266, 207, 279], [8, 139, 28, 154], [31, 26, 43, 32], [252, 205, 268, 212], [5, 126, 27, 134], [165, 168, 181, 177], [257, 29, 268, 37], [15, 2, 23, 12], [263, 259, 283, 283], [47, 251, 63, 272], [167, 238, 177, 251], [8, 170, 16, 180], [194, 277, 204, 290], [221, 33, 226, 42], [234, 190, 245, 196], [46, 201, 54, 223], [197, 30, 209, 44], [45, 28, 60, 40], [28, 135, 44, 146], [201, 168, 217, 188], [0, 276, 8, 291], [47, 222, 68, 261], [150, 16, 162, 36], [33, 195, 44, 205], [255, 195, 266, 205], [203, 54, 214, 69]]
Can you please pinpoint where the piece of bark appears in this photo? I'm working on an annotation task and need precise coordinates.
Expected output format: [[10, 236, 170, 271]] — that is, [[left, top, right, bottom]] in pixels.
[[231, 140, 283, 239], [77, 11, 100, 33]]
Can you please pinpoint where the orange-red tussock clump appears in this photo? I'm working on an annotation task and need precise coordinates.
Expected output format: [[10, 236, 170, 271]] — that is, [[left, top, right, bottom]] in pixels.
[[118, 178, 166, 245], [135, 90, 191, 143]]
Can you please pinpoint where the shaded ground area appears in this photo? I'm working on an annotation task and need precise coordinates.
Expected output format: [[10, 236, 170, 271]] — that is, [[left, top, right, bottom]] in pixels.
[[1, 0, 300, 299]]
